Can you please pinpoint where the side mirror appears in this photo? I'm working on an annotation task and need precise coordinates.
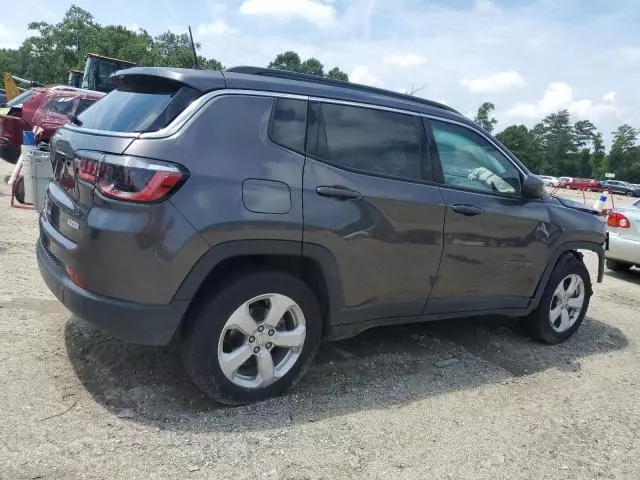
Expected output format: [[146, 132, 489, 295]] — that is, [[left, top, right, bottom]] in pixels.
[[522, 174, 545, 199]]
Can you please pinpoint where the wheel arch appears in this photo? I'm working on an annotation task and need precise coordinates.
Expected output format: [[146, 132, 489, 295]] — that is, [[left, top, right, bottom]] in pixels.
[[174, 240, 345, 337], [530, 241, 604, 310]]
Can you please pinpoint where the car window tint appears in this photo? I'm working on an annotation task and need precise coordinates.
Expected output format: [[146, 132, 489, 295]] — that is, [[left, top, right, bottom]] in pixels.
[[306, 101, 425, 181], [431, 120, 521, 194], [269, 97, 307, 153], [48, 97, 75, 116]]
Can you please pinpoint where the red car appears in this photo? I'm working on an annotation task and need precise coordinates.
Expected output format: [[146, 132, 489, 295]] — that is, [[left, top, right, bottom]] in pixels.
[[565, 178, 602, 191], [0, 87, 104, 164]]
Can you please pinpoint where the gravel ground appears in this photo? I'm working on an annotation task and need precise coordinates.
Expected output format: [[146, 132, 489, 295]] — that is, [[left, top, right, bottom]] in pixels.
[[1, 162, 639, 479]]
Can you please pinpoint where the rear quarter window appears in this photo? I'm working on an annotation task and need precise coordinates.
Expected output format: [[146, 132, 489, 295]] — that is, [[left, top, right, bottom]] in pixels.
[[269, 97, 307, 153]]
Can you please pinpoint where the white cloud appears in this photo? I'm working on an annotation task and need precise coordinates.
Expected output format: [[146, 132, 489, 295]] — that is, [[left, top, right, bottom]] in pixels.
[[350, 66, 383, 86], [240, 0, 336, 27], [197, 20, 238, 37], [383, 53, 427, 68], [126, 23, 141, 32], [508, 83, 619, 121], [461, 70, 526, 93]]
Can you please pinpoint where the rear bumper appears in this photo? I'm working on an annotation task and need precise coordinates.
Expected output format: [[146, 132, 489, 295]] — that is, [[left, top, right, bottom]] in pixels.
[[606, 232, 640, 266], [37, 238, 189, 345]]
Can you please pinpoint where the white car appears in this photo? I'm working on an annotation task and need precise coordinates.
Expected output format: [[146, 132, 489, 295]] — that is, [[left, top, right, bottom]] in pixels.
[[605, 199, 640, 271], [539, 175, 560, 187]]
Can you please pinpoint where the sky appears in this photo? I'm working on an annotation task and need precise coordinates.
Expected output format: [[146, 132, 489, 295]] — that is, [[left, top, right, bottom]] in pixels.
[[1, 0, 639, 140]]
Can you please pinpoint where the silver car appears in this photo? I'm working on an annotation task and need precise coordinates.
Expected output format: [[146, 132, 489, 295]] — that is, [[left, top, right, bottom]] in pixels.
[[606, 199, 640, 271]]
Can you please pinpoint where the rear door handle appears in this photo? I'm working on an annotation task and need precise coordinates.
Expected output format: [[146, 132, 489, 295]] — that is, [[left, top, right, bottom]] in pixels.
[[452, 204, 484, 216], [316, 186, 362, 200]]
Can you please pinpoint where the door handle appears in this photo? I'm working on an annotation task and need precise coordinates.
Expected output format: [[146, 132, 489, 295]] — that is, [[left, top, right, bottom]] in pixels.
[[452, 204, 484, 216], [316, 186, 362, 200]]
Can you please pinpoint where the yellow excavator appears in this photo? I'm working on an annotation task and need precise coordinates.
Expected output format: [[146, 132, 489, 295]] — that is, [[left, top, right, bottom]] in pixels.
[[1, 72, 45, 102]]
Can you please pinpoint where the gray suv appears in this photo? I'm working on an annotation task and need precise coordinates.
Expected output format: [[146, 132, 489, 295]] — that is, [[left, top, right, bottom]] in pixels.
[[37, 66, 606, 404]]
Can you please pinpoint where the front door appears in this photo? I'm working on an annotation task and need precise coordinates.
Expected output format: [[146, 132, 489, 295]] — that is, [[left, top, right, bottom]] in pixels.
[[302, 100, 446, 324], [425, 118, 552, 314]]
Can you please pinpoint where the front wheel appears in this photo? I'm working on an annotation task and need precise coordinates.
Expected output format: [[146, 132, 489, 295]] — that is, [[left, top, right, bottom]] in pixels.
[[525, 254, 591, 344], [181, 271, 322, 405]]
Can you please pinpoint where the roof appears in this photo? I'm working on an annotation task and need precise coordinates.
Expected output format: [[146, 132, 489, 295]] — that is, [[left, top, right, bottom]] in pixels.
[[86, 53, 136, 65], [110, 66, 467, 121]]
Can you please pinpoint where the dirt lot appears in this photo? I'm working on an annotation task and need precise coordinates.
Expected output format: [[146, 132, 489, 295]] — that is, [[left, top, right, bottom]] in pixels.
[[1, 163, 639, 479]]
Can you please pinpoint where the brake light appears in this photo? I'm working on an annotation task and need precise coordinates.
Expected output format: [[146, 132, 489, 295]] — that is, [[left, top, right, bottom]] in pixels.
[[607, 212, 631, 228], [74, 154, 187, 203]]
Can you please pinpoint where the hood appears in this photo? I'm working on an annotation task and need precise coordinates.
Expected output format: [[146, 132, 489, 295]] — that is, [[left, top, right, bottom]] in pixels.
[[552, 195, 600, 215]]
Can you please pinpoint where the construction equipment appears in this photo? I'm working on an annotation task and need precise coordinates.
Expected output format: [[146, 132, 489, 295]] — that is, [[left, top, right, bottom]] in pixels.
[[79, 53, 136, 92], [1, 73, 44, 101], [68, 69, 84, 88]]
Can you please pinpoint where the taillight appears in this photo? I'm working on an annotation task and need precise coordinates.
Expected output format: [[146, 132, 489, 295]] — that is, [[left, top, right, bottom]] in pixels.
[[607, 212, 631, 228], [75, 153, 187, 203], [77, 156, 100, 183]]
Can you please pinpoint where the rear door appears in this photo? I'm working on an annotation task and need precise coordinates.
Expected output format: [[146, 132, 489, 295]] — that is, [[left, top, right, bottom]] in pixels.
[[302, 100, 446, 324], [425, 117, 551, 313]]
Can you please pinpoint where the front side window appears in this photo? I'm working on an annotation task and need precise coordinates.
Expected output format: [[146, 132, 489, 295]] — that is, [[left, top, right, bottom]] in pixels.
[[431, 120, 521, 194], [306, 101, 426, 181]]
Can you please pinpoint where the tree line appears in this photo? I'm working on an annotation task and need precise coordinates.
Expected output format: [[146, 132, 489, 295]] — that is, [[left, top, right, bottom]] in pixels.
[[0, 6, 348, 87], [2, 6, 638, 182], [475, 102, 639, 183]]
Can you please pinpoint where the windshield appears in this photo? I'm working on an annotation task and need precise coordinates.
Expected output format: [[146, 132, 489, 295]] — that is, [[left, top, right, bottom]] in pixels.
[[6, 89, 34, 107]]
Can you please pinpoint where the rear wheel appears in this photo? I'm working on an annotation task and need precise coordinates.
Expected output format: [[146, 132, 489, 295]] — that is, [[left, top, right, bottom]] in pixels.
[[606, 259, 632, 272], [525, 254, 591, 344], [626, 191, 634, 197], [181, 271, 322, 405]]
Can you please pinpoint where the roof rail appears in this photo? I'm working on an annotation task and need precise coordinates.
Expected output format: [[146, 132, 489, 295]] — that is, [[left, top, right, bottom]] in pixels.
[[226, 66, 459, 114]]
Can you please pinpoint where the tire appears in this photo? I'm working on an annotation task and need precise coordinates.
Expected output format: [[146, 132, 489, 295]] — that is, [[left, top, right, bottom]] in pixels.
[[181, 270, 322, 405], [525, 254, 592, 344], [626, 191, 634, 197], [14, 176, 25, 204], [606, 259, 632, 272]]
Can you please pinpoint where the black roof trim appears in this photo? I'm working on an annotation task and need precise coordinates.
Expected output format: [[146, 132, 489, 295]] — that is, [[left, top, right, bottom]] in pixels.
[[226, 66, 459, 114]]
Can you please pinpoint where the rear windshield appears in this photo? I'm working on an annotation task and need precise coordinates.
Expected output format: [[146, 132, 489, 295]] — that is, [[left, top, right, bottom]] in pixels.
[[77, 82, 201, 133]]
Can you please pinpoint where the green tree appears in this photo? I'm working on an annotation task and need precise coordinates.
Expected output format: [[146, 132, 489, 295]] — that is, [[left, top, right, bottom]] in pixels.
[[496, 125, 545, 172], [268, 51, 348, 81], [474, 101, 498, 133], [608, 124, 639, 181], [327, 67, 349, 81], [1, 5, 223, 86]]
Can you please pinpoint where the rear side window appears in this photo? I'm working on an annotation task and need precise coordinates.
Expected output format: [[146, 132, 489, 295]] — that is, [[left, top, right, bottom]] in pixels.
[[77, 81, 201, 133], [306, 101, 425, 181], [269, 98, 307, 153]]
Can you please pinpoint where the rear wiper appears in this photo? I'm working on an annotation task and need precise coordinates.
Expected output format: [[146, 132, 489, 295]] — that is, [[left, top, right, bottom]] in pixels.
[[67, 113, 83, 126]]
